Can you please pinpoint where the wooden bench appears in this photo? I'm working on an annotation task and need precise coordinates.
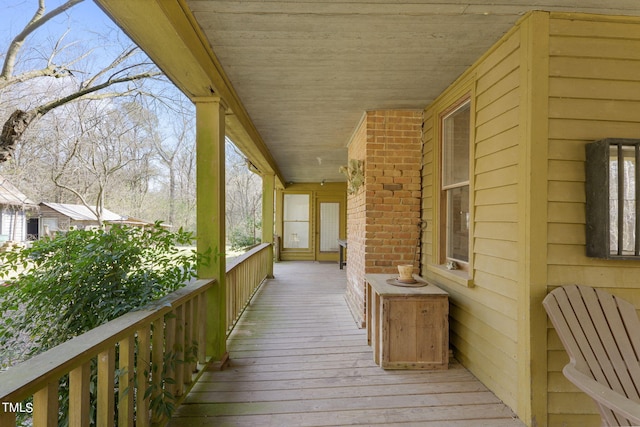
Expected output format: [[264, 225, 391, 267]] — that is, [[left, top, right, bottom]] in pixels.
[[543, 285, 640, 426]]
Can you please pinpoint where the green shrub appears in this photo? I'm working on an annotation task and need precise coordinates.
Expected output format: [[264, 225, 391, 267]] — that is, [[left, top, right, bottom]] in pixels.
[[0, 223, 208, 425], [228, 218, 261, 250], [0, 223, 206, 359]]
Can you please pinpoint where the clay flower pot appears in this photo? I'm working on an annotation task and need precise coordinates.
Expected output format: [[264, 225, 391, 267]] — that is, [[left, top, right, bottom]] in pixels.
[[397, 264, 414, 283]]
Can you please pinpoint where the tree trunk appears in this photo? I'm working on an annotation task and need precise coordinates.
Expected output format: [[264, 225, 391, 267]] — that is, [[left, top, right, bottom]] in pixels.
[[0, 110, 34, 161]]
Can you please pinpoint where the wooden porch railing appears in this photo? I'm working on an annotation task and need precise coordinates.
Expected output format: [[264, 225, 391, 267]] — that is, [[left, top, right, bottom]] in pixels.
[[0, 243, 273, 427], [0, 278, 214, 427], [0, 243, 274, 426], [225, 242, 273, 335]]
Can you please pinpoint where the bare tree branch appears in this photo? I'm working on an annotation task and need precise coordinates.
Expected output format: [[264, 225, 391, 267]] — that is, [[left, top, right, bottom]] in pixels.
[[0, 31, 93, 90], [0, 0, 162, 162], [0, 69, 161, 162], [51, 137, 97, 218], [81, 46, 139, 89], [1, 0, 84, 79], [36, 70, 162, 116]]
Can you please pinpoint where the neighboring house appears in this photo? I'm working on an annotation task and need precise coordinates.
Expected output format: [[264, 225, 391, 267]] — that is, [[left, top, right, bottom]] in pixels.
[[37, 202, 153, 237], [0, 175, 37, 242]]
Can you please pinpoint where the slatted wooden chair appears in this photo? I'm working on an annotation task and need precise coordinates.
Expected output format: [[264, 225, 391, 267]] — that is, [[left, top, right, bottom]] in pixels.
[[543, 285, 640, 426]]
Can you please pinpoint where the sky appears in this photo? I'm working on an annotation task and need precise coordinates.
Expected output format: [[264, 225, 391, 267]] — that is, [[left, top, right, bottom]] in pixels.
[[1, 0, 114, 42]]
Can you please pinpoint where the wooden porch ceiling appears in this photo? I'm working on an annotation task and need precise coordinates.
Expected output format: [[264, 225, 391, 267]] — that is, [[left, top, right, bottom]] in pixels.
[[97, 1, 640, 185], [168, 262, 525, 426]]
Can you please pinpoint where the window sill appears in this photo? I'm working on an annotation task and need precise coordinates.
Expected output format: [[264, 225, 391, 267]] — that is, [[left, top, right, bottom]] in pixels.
[[426, 264, 474, 288]]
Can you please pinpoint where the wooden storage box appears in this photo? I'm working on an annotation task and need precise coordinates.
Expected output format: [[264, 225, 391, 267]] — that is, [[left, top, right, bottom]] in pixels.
[[366, 274, 449, 370]]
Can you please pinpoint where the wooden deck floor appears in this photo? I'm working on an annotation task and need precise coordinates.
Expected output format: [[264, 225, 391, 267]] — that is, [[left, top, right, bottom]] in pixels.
[[168, 262, 525, 427]]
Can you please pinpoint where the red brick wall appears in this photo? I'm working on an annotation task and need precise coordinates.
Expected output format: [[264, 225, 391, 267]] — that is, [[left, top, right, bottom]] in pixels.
[[345, 117, 367, 326], [345, 110, 423, 326]]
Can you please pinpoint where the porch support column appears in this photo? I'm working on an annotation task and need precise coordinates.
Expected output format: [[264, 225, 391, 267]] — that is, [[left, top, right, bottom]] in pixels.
[[195, 97, 228, 364], [261, 173, 275, 278]]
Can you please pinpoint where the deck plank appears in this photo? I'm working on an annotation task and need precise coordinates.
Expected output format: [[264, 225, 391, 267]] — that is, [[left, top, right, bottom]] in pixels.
[[168, 262, 524, 427]]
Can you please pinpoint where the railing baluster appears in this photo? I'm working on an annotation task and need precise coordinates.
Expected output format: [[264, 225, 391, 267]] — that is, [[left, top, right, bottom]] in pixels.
[[136, 326, 151, 427], [197, 292, 207, 364], [183, 299, 194, 385], [118, 335, 135, 427], [164, 311, 177, 403], [228, 263, 233, 328], [69, 361, 91, 427], [174, 304, 185, 397], [97, 347, 115, 427], [150, 318, 164, 426], [244, 262, 249, 308], [33, 381, 58, 426], [233, 266, 238, 321]]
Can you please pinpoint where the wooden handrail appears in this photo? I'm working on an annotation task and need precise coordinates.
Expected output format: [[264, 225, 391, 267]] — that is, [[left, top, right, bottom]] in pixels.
[[226, 242, 272, 335], [225, 242, 270, 272], [0, 278, 214, 426]]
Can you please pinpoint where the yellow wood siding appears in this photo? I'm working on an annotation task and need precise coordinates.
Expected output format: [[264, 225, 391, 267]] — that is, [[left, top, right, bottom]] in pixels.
[[422, 12, 640, 426], [421, 26, 522, 413], [546, 14, 640, 426]]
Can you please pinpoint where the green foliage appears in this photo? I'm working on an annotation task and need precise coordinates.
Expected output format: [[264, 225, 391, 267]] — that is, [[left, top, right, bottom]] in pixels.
[[228, 217, 261, 250], [0, 223, 207, 362], [0, 223, 208, 426], [145, 350, 179, 420]]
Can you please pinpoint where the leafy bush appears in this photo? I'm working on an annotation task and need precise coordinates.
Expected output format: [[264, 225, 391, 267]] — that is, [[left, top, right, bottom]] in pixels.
[[0, 223, 207, 364], [228, 218, 261, 250], [0, 223, 208, 425]]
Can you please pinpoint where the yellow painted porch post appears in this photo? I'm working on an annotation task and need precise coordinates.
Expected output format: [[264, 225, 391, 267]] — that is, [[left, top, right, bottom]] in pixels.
[[195, 97, 227, 362], [262, 173, 275, 277]]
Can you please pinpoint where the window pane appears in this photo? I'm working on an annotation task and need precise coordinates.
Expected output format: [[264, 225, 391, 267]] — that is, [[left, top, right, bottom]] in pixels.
[[284, 222, 309, 249], [609, 146, 637, 255], [623, 150, 637, 255], [447, 186, 469, 262], [283, 194, 310, 249], [284, 194, 309, 221], [443, 102, 470, 187], [609, 147, 619, 254], [42, 218, 59, 233]]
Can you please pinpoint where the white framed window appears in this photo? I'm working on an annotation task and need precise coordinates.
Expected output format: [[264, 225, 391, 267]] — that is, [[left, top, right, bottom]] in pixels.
[[440, 99, 470, 268], [283, 194, 310, 249]]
